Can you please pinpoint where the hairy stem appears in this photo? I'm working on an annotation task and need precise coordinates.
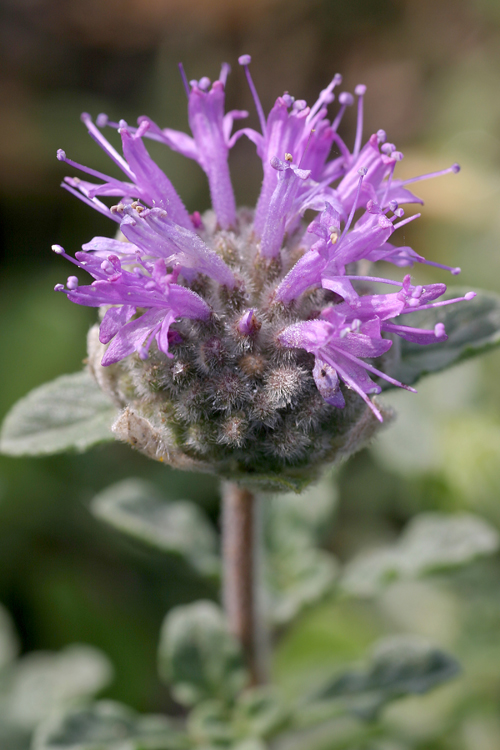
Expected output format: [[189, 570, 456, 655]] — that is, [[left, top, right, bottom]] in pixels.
[[222, 481, 259, 684]]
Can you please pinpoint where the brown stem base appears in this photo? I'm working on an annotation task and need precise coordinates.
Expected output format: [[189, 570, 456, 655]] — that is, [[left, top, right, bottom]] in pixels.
[[222, 481, 258, 684]]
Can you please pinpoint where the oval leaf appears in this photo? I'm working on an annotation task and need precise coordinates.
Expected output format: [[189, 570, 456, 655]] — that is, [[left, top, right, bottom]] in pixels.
[[5, 645, 113, 730], [91, 479, 219, 576], [32, 700, 184, 750], [0, 371, 118, 456], [342, 512, 499, 597], [308, 635, 460, 721], [158, 601, 248, 707]]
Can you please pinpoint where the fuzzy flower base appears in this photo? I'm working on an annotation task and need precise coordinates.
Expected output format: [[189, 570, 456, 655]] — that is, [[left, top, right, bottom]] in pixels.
[[54, 57, 472, 491], [86, 209, 388, 492]]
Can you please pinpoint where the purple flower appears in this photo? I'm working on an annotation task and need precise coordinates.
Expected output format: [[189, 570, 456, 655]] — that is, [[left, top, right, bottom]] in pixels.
[[53, 246, 210, 365], [54, 56, 474, 432]]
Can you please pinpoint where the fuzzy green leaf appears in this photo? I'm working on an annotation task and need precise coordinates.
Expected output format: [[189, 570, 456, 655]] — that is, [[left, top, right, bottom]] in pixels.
[[0, 645, 113, 731], [32, 700, 185, 750], [265, 478, 339, 625], [91, 480, 219, 577], [342, 512, 499, 597], [0, 371, 118, 456], [158, 602, 248, 707], [384, 288, 500, 387], [307, 635, 460, 721]]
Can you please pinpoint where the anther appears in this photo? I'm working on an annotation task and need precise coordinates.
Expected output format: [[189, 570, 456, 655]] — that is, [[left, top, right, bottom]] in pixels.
[[67, 276, 79, 290], [96, 113, 108, 128], [54, 284, 64, 292], [338, 92, 354, 106], [199, 77, 211, 91], [465, 291, 476, 301], [434, 323, 446, 339], [285, 152, 293, 162], [56, 149, 66, 161], [52, 244, 65, 254], [355, 84, 367, 96]]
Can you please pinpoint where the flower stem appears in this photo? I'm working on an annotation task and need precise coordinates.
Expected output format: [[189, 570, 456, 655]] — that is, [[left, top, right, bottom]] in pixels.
[[222, 481, 259, 684]]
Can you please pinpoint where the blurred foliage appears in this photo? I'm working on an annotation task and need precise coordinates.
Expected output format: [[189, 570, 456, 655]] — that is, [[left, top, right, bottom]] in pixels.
[[2, 0, 500, 748]]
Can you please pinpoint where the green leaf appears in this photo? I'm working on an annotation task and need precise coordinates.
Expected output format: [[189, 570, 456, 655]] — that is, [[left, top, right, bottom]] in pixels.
[[91, 480, 219, 577], [32, 700, 186, 750], [384, 288, 500, 387], [308, 635, 460, 721], [0, 645, 113, 730], [342, 512, 499, 597], [158, 601, 248, 707], [0, 371, 118, 456], [233, 687, 290, 740], [264, 477, 339, 625]]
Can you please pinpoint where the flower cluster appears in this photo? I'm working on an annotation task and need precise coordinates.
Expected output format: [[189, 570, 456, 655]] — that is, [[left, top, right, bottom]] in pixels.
[[53, 57, 473, 489]]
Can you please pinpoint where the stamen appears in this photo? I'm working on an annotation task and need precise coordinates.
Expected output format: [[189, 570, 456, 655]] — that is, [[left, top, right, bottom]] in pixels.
[[393, 212, 421, 230], [80, 113, 134, 179], [332, 343, 417, 393], [400, 163, 461, 186], [56, 149, 118, 184], [308, 73, 342, 122], [419, 258, 461, 275], [238, 54, 267, 136], [331, 92, 354, 131], [329, 358, 384, 422], [399, 291, 476, 314], [298, 128, 315, 168], [61, 182, 121, 223], [353, 84, 367, 158], [219, 63, 231, 86], [340, 168, 367, 241], [178, 62, 190, 97]]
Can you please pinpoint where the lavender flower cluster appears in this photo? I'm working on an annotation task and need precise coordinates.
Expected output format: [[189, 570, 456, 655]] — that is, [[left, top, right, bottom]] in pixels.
[[53, 57, 473, 488]]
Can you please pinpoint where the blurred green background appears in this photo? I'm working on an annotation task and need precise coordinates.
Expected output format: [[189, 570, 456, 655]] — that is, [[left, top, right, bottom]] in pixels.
[[2, 0, 500, 747]]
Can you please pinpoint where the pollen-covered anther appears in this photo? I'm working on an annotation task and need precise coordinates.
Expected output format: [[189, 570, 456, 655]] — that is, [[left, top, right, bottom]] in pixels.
[[285, 152, 293, 162], [110, 203, 125, 214], [131, 201, 145, 214]]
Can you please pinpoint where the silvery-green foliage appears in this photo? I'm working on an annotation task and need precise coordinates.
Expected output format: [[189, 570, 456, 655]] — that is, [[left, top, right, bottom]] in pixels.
[[158, 601, 248, 707], [301, 635, 460, 723], [0, 371, 117, 456], [91, 479, 219, 577], [32, 700, 185, 750], [0, 603, 112, 749], [342, 512, 499, 597], [264, 475, 339, 625]]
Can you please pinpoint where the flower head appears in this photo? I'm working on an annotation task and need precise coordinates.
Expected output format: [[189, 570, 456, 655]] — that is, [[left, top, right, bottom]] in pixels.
[[53, 57, 474, 490]]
